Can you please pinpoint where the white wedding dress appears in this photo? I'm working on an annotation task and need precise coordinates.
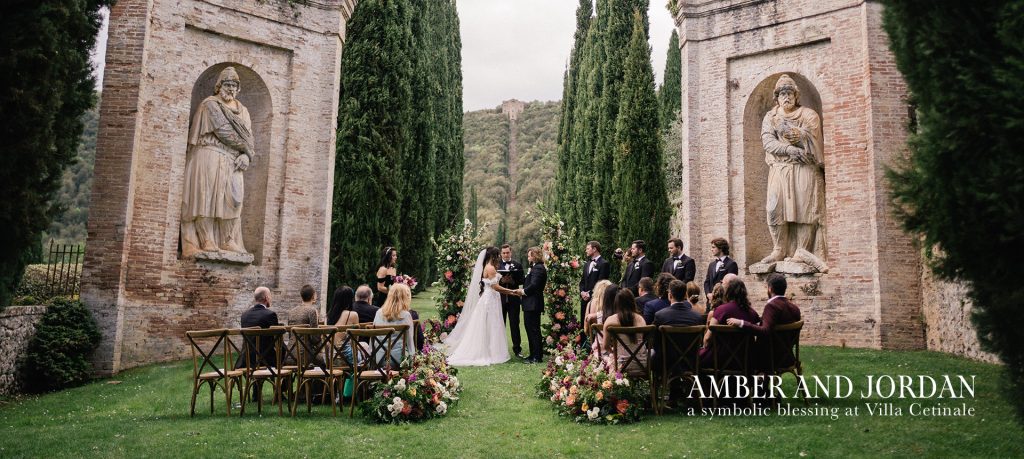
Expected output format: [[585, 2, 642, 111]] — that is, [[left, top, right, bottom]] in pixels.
[[443, 250, 510, 366]]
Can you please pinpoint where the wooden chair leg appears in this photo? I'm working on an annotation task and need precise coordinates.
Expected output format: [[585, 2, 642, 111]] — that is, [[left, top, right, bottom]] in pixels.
[[190, 382, 199, 417], [208, 382, 216, 414]]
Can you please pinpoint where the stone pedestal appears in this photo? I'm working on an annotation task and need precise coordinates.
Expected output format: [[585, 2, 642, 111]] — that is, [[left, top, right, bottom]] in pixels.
[[80, 0, 357, 375]]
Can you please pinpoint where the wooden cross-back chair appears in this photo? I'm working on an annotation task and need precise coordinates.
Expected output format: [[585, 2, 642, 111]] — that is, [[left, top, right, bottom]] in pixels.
[[291, 326, 342, 416], [238, 327, 292, 416], [604, 325, 659, 414], [766, 320, 807, 406], [657, 325, 705, 411], [347, 327, 403, 417], [185, 329, 244, 416], [704, 324, 755, 407]]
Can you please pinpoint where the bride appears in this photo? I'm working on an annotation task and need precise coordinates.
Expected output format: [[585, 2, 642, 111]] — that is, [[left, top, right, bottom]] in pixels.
[[444, 246, 519, 366]]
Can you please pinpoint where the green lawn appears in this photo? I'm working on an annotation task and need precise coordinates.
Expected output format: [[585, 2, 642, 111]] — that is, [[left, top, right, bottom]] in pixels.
[[0, 289, 1021, 457]]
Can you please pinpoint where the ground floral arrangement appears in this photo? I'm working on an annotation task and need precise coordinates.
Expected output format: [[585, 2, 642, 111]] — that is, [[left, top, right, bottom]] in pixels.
[[536, 205, 584, 354], [361, 346, 462, 423], [537, 344, 650, 424], [429, 220, 482, 340]]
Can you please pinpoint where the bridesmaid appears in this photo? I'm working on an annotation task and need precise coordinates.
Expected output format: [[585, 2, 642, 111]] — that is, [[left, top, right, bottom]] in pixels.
[[373, 246, 397, 307]]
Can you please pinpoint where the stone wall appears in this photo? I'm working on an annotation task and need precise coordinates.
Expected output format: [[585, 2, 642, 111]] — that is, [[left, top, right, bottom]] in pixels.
[[675, 0, 923, 350], [920, 271, 999, 363], [0, 306, 47, 396], [81, 0, 356, 375]]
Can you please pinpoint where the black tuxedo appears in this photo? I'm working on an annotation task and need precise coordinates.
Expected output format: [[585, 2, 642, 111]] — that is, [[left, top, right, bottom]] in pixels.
[[521, 262, 547, 361], [352, 301, 379, 324], [498, 258, 526, 355], [235, 303, 279, 369], [578, 255, 610, 320], [661, 254, 696, 283], [703, 256, 739, 295], [621, 255, 656, 295]]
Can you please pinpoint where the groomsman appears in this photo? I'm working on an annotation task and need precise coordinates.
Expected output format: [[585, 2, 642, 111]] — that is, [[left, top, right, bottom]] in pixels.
[[621, 240, 656, 295], [498, 244, 526, 357], [703, 237, 739, 301], [578, 241, 610, 321], [662, 238, 696, 282], [516, 247, 547, 363]]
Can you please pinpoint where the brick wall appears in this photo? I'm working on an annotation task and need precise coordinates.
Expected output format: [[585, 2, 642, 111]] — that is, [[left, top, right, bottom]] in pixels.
[[81, 0, 356, 375]]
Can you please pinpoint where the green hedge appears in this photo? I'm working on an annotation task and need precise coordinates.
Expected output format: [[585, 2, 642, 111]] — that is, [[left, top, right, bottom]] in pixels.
[[19, 297, 102, 393]]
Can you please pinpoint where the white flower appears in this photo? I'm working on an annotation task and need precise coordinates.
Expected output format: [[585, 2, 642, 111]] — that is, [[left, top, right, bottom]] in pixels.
[[449, 376, 460, 390], [554, 356, 564, 366], [388, 397, 405, 416], [439, 332, 449, 341], [615, 378, 626, 386], [395, 379, 407, 391], [447, 255, 452, 261], [565, 363, 574, 373], [552, 323, 561, 332], [587, 407, 600, 420], [436, 401, 448, 415]]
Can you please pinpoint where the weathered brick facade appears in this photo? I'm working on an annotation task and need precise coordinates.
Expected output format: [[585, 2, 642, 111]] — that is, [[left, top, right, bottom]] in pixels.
[[674, 0, 991, 358], [81, 0, 356, 375]]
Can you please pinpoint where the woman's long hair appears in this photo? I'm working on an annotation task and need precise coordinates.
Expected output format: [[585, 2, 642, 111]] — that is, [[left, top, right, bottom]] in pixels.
[[710, 283, 726, 310], [326, 285, 354, 325], [654, 273, 675, 300], [612, 288, 637, 327], [381, 283, 411, 321], [724, 279, 751, 311], [590, 280, 613, 316], [479, 246, 500, 295], [601, 285, 620, 320], [379, 246, 396, 269], [685, 281, 701, 306]]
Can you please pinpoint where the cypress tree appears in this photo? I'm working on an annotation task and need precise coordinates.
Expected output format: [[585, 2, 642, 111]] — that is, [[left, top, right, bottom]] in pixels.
[[0, 0, 112, 307], [467, 185, 478, 229], [614, 10, 670, 261], [570, 24, 603, 244], [658, 30, 681, 131], [330, 0, 413, 289], [438, 0, 465, 232], [882, 0, 1024, 419], [554, 0, 594, 231]]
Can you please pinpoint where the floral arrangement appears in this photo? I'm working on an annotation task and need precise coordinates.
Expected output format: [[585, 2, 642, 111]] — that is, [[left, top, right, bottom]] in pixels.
[[536, 204, 584, 354], [431, 220, 484, 337], [537, 344, 650, 424], [394, 274, 418, 290], [361, 345, 462, 423]]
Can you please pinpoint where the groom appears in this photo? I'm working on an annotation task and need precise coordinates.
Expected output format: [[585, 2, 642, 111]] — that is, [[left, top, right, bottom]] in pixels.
[[516, 246, 547, 363], [498, 244, 526, 357]]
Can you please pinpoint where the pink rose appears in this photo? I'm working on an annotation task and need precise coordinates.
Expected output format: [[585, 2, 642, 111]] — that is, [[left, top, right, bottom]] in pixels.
[[569, 259, 579, 269]]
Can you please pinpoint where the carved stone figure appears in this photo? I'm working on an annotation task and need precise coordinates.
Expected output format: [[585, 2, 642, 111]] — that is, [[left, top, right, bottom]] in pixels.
[[180, 67, 254, 262], [757, 74, 827, 272]]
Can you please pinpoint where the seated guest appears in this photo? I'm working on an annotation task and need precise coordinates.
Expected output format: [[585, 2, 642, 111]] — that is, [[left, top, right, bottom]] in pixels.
[[409, 308, 426, 353], [654, 280, 704, 327], [685, 281, 706, 315], [635, 277, 658, 312], [700, 279, 760, 366], [642, 273, 675, 324], [327, 286, 360, 364], [353, 285, 381, 324], [236, 286, 280, 369], [287, 284, 320, 327], [583, 280, 613, 336], [587, 283, 618, 358], [706, 282, 726, 321], [373, 283, 416, 366], [726, 274, 801, 370], [602, 288, 649, 376]]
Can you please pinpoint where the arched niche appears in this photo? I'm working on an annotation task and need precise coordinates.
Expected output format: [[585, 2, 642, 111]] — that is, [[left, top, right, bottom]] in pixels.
[[182, 63, 272, 264], [742, 72, 826, 266]]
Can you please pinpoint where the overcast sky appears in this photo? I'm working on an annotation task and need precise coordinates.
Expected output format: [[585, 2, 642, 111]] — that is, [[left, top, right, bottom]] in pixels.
[[92, 2, 677, 113]]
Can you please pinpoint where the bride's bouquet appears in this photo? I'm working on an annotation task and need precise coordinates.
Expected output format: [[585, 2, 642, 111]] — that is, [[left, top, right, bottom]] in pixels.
[[394, 274, 418, 290]]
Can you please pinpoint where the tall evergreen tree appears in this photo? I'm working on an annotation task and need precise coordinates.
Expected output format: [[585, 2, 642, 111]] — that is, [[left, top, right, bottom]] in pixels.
[[614, 10, 670, 261], [882, 0, 1024, 420], [467, 185, 478, 229], [330, 0, 413, 289], [437, 0, 465, 232], [554, 0, 594, 232], [658, 30, 681, 131], [570, 24, 603, 244], [0, 0, 111, 307]]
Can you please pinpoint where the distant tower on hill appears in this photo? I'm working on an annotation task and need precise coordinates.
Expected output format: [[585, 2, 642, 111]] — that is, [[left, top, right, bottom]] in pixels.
[[500, 100, 525, 214]]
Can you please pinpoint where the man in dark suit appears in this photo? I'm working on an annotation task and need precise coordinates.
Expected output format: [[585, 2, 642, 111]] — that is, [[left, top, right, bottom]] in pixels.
[[662, 238, 696, 282], [516, 247, 547, 363], [654, 280, 704, 327], [498, 244, 526, 357], [621, 240, 656, 295], [704, 237, 739, 301], [635, 277, 658, 311], [578, 240, 610, 321], [236, 286, 280, 369], [353, 285, 381, 323]]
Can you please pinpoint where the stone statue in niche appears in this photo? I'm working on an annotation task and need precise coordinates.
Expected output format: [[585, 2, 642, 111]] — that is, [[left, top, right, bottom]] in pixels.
[[180, 66, 255, 264], [752, 74, 828, 274]]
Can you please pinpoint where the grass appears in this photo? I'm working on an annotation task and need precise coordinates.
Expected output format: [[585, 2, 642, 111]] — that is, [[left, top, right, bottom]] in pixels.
[[0, 289, 1021, 457]]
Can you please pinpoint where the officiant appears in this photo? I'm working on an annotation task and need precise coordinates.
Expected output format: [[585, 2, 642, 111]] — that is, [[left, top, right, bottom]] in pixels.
[[498, 244, 526, 358]]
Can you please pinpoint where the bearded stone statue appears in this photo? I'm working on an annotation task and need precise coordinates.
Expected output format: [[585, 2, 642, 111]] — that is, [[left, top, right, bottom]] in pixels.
[[180, 66, 254, 262], [757, 74, 828, 273]]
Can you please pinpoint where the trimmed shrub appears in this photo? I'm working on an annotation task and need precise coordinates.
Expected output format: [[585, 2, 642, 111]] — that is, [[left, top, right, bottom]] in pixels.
[[20, 297, 102, 393]]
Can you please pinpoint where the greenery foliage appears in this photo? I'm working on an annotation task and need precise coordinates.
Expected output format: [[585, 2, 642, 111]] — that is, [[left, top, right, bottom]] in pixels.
[[0, 0, 111, 306], [360, 347, 462, 423], [537, 206, 584, 354], [330, 0, 463, 291], [430, 222, 482, 335], [538, 344, 650, 424], [658, 30, 681, 131], [20, 297, 102, 393], [882, 0, 1024, 420]]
